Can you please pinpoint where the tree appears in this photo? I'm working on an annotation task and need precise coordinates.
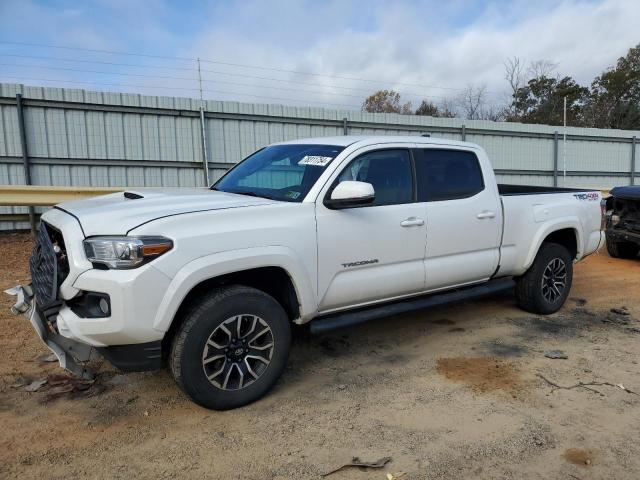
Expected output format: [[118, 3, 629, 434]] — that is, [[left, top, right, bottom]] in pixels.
[[504, 57, 526, 97], [414, 100, 455, 117], [504, 57, 526, 117], [457, 85, 485, 120], [504, 57, 559, 121], [362, 90, 412, 114], [527, 59, 558, 81], [584, 43, 640, 129], [438, 98, 457, 118], [510, 76, 588, 126], [415, 100, 439, 116], [456, 85, 503, 120]]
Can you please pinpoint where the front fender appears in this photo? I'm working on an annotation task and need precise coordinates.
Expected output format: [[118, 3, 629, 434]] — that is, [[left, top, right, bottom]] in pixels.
[[522, 218, 582, 272], [152, 246, 317, 333]]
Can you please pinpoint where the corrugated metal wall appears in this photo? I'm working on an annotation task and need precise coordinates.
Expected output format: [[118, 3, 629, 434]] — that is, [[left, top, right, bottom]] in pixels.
[[1, 82, 639, 230]]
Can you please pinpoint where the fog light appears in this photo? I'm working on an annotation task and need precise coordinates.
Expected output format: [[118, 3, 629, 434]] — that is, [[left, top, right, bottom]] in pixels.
[[68, 291, 111, 318], [99, 298, 110, 315]]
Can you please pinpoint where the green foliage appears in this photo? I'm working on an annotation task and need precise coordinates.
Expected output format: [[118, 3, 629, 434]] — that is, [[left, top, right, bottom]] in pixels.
[[360, 44, 640, 129], [509, 76, 588, 126], [508, 44, 640, 129], [585, 44, 640, 129], [415, 100, 455, 118], [362, 90, 412, 114]]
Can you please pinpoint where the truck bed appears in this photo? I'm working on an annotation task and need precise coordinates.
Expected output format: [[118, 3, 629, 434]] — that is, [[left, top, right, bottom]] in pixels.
[[496, 185, 604, 278], [498, 184, 598, 196]]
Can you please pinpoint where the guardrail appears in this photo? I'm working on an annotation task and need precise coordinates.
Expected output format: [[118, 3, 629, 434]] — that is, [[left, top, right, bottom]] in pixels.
[[0, 184, 612, 208], [0, 185, 123, 207], [0, 185, 614, 235]]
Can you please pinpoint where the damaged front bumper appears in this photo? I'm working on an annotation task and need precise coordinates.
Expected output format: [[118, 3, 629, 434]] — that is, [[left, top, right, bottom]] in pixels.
[[6, 284, 96, 380]]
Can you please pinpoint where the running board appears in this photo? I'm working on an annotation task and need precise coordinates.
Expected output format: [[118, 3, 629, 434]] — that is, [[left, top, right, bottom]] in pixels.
[[309, 278, 515, 335]]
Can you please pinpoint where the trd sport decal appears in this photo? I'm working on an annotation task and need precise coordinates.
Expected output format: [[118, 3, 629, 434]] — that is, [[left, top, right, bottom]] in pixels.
[[341, 259, 379, 268], [573, 192, 600, 201]]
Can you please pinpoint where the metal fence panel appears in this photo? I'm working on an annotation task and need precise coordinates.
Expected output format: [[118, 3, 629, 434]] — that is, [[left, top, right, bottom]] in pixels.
[[1, 82, 640, 230]]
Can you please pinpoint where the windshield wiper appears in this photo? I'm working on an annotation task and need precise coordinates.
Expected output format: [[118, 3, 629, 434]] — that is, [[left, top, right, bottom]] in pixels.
[[225, 189, 277, 200]]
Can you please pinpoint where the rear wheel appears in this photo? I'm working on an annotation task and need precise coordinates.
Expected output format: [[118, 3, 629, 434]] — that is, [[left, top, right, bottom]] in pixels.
[[606, 235, 639, 259], [170, 285, 291, 410], [515, 243, 573, 315]]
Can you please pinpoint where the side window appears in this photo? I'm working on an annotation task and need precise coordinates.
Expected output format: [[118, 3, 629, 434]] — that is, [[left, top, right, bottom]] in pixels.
[[415, 149, 484, 202], [337, 149, 413, 206]]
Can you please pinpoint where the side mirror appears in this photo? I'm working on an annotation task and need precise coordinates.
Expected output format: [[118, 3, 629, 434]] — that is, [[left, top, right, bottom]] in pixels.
[[325, 181, 375, 209]]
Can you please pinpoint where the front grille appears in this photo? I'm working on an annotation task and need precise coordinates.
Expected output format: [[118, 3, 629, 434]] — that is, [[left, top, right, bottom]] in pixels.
[[29, 223, 69, 311]]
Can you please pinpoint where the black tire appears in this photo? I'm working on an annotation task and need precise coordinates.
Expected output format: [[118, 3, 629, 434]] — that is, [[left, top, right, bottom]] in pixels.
[[606, 235, 639, 259], [515, 242, 573, 315], [170, 285, 291, 410]]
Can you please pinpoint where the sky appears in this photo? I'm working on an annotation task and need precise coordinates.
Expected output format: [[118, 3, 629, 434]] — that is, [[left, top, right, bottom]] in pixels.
[[0, 0, 638, 111]]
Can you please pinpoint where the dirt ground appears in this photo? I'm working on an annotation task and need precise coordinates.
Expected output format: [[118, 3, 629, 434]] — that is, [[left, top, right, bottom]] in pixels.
[[1, 233, 639, 480]]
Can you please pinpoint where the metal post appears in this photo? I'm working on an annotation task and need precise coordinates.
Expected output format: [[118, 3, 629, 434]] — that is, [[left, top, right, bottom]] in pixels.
[[562, 96, 567, 186], [197, 58, 210, 187], [199, 107, 210, 186], [15, 94, 36, 236], [461, 124, 466, 141], [553, 131, 559, 187], [342, 117, 348, 135], [632, 136, 636, 185]]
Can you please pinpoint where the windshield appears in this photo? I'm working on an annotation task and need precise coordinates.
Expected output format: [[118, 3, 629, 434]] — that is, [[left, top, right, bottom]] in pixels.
[[212, 144, 345, 202]]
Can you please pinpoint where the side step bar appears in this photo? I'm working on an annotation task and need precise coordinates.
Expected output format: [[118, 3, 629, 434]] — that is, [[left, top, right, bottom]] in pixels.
[[309, 278, 515, 335]]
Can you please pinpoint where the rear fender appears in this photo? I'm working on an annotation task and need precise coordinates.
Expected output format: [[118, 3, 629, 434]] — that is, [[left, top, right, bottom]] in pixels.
[[522, 219, 581, 271]]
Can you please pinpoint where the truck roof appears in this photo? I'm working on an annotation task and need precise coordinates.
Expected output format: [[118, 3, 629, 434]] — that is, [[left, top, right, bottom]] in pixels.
[[271, 135, 480, 149]]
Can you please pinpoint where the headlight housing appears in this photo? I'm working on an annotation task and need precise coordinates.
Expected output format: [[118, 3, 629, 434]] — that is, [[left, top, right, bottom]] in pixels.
[[83, 236, 173, 269]]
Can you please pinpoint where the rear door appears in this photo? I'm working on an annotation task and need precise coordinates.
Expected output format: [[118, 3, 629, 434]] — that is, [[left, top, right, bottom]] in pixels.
[[415, 147, 502, 290]]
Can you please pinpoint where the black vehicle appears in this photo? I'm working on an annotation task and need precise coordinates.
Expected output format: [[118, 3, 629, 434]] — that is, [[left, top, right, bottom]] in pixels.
[[605, 186, 640, 259]]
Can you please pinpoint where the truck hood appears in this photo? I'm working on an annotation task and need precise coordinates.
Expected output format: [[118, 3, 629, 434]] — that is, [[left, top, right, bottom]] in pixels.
[[610, 185, 640, 201], [55, 188, 276, 236]]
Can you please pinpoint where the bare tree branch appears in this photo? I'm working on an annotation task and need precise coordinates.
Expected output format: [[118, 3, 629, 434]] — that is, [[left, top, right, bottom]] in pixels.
[[528, 59, 559, 80], [536, 373, 640, 396]]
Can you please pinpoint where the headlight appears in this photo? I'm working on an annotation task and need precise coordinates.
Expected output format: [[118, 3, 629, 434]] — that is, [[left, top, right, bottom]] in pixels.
[[83, 236, 173, 269]]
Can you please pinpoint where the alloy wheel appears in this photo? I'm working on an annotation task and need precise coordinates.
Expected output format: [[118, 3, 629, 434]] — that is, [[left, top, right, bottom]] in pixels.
[[541, 258, 567, 303], [202, 315, 274, 390]]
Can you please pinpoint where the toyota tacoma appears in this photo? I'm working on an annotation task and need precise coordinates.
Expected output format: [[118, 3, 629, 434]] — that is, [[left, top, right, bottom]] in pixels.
[[8, 136, 604, 409]]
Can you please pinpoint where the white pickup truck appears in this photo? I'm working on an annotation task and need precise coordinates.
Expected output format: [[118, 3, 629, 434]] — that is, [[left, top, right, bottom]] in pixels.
[[8, 136, 603, 409]]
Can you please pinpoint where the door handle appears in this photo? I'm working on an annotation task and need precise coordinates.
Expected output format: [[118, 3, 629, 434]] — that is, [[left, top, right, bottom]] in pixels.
[[400, 217, 425, 227], [476, 211, 496, 219]]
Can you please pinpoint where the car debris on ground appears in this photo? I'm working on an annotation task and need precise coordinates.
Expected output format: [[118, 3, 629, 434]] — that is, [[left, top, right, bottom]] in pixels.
[[544, 350, 569, 359], [322, 456, 392, 476]]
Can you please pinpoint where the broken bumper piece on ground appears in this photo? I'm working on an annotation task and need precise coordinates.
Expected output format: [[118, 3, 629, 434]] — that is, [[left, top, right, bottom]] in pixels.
[[5, 284, 95, 380]]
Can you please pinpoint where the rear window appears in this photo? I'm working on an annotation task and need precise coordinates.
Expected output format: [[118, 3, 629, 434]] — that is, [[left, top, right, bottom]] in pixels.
[[415, 149, 484, 202]]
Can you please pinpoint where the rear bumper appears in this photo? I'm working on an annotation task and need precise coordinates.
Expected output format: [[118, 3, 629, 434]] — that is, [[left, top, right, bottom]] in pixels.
[[6, 284, 162, 377]]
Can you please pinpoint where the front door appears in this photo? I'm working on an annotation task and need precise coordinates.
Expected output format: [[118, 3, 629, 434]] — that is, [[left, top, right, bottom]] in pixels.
[[316, 147, 427, 311]]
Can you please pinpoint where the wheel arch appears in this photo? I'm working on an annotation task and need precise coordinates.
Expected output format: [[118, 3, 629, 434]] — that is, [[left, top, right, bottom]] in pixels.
[[153, 247, 317, 337], [523, 221, 581, 271], [162, 266, 300, 355]]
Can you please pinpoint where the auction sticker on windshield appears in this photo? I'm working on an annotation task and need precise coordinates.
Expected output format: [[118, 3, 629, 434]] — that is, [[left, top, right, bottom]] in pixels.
[[298, 155, 333, 167]]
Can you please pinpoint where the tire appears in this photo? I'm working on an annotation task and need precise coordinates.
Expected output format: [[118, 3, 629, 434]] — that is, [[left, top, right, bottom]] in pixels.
[[170, 285, 291, 410], [606, 235, 640, 259], [515, 242, 573, 315]]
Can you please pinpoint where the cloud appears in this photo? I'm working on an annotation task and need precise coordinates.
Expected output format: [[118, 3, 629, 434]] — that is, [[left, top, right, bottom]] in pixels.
[[0, 0, 638, 110]]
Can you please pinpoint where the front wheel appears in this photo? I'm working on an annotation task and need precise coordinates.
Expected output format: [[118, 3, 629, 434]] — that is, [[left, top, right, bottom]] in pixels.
[[515, 243, 573, 315], [170, 285, 291, 410]]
